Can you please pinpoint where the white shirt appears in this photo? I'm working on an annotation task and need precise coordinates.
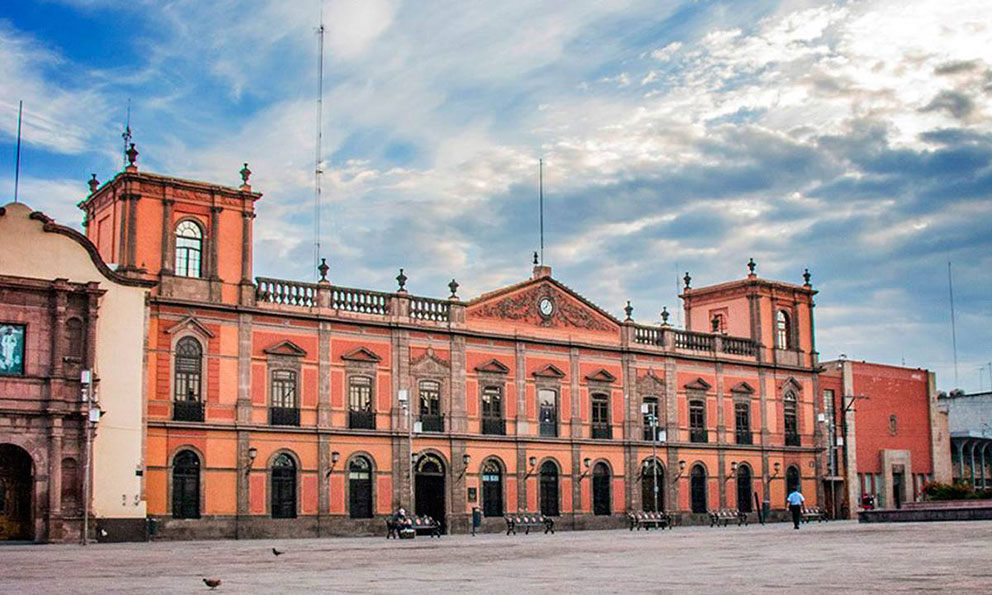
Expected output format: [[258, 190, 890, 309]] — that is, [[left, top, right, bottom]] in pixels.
[[787, 491, 805, 506]]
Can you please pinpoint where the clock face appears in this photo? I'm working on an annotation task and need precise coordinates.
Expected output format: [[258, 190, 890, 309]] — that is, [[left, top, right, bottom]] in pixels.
[[538, 297, 555, 318]]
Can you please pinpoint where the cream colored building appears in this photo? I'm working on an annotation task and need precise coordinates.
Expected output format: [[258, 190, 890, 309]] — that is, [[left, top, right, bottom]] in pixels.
[[0, 202, 152, 542]]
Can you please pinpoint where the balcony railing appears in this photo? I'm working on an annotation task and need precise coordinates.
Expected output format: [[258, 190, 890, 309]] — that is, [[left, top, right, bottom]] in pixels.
[[255, 278, 318, 308], [349, 409, 376, 430], [540, 419, 558, 438], [673, 330, 715, 351], [785, 433, 801, 447], [419, 414, 444, 433], [269, 406, 300, 426], [736, 431, 753, 445], [690, 428, 708, 443], [722, 336, 756, 356], [633, 325, 663, 346], [173, 400, 204, 422], [410, 296, 450, 323], [591, 422, 612, 439], [481, 417, 505, 435], [332, 286, 391, 316]]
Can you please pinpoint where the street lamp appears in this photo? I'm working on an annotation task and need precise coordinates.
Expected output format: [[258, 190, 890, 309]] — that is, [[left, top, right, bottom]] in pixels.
[[579, 457, 593, 479], [524, 456, 538, 478], [671, 460, 687, 484], [640, 402, 665, 512], [458, 453, 471, 479], [246, 446, 258, 476], [724, 461, 739, 483], [80, 370, 101, 546]]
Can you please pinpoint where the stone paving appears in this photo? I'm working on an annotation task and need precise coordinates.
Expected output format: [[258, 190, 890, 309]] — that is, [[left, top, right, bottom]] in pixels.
[[1, 520, 990, 594]]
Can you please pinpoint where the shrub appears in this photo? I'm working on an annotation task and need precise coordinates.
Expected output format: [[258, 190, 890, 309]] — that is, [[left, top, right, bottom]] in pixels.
[[922, 482, 974, 501]]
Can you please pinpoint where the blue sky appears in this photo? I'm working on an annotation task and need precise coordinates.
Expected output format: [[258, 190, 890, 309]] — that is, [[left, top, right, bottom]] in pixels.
[[1, 0, 990, 392]]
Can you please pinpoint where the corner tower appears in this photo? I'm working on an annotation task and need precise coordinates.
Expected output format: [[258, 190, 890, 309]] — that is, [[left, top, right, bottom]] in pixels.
[[77, 146, 261, 304]]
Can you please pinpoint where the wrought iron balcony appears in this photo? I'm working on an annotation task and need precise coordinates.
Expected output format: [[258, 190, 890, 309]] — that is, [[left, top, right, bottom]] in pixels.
[[785, 432, 801, 447], [591, 422, 612, 439], [419, 414, 444, 433], [481, 416, 505, 435], [173, 400, 204, 422], [540, 419, 558, 438], [349, 409, 376, 430], [269, 406, 300, 426], [736, 431, 753, 445], [690, 428, 708, 443]]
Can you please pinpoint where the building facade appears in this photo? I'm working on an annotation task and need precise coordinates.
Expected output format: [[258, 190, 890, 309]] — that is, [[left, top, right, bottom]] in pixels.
[[938, 390, 992, 489], [71, 151, 824, 538], [819, 360, 951, 518], [0, 202, 152, 542]]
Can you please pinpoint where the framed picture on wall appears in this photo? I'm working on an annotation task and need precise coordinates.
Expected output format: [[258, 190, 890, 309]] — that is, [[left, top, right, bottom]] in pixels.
[[0, 324, 25, 376]]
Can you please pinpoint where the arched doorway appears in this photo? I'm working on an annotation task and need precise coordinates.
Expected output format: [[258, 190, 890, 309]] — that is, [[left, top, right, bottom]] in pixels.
[[641, 459, 665, 512], [736, 465, 753, 512], [539, 460, 559, 517], [172, 450, 201, 519], [415, 454, 446, 532], [786, 465, 801, 495], [690, 465, 707, 513], [592, 462, 611, 515], [0, 444, 33, 540], [481, 460, 503, 517], [271, 453, 297, 519], [348, 456, 373, 519]]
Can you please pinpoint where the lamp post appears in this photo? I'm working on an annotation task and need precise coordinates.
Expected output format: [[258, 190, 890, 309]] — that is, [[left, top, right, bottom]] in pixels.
[[524, 456, 538, 478], [670, 460, 687, 484], [317, 451, 340, 538], [840, 394, 869, 517], [80, 370, 100, 545], [399, 389, 415, 509], [640, 402, 665, 512]]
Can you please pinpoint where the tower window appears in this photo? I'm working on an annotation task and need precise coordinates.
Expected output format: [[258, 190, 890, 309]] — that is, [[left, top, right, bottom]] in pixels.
[[175, 220, 203, 278]]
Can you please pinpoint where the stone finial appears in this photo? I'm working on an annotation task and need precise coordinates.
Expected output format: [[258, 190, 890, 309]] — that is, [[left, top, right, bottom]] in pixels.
[[396, 268, 408, 292], [317, 258, 329, 282], [803, 268, 812, 286], [449, 278, 459, 299], [624, 300, 633, 321], [125, 143, 138, 168], [88, 174, 100, 194], [747, 258, 756, 275], [240, 162, 252, 185], [661, 306, 670, 325], [533, 251, 539, 265], [683, 272, 691, 289]]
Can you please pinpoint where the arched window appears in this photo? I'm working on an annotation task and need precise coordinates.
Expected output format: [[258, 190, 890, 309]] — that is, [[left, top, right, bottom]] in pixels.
[[271, 453, 297, 519], [690, 464, 707, 513], [591, 393, 611, 439], [775, 310, 791, 349], [539, 461, 559, 517], [173, 337, 203, 421], [481, 386, 504, 435], [592, 462, 611, 515], [689, 400, 706, 443], [786, 465, 801, 496], [642, 397, 660, 441], [175, 220, 203, 278], [348, 376, 374, 429], [348, 456, 373, 519], [172, 450, 200, 519], [419, 380, 442, 432], [481, 460, 503, 517], [736, 465, 753, 512], [641, 459, 665, 512], [784, 391, 799, 446], [66, 318, 84, 361], [538, 389, 558, 437]]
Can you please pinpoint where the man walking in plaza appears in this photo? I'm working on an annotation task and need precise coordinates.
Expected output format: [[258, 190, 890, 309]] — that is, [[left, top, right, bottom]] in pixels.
[[787, 487, 805, 529]]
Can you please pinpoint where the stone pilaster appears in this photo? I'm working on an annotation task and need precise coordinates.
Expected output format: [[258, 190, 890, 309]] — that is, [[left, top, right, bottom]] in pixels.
[[759, 368, 770, 501], [236, 313, 253, 423], [515, 342, 527, 435], [317, 321, 332, 428], [569, 348, 581, 439], [160, 199, 174, 275], [449, 335, 467, 433], [208, 205, 222, 302], [716, 362, 726, 507], [126, 193, 140, 270]]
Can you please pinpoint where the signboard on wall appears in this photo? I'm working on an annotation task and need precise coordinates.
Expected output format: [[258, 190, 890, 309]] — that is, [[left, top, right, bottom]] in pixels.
[[0, 324, 25, 376]]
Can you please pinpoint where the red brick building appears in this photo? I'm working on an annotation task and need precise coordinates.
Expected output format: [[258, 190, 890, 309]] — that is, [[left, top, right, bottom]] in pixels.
[[69, 150, 825, 538], [819, 360, 951, 518]]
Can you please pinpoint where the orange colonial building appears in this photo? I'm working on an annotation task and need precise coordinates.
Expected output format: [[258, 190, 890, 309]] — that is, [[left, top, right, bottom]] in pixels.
[[77, 148, 823, 538]]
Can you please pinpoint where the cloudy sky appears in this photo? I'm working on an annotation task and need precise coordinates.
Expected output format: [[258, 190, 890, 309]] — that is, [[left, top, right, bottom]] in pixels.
[[1, 0, 989, 391]]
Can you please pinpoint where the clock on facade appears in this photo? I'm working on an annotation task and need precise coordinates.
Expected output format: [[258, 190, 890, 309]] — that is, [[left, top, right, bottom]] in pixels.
[[538, 297, 555, 318]]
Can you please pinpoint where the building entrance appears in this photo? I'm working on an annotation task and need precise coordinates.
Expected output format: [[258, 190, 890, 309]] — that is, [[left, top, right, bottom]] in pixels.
[[892, 471, 904, 509], [0, 444, 32, 540], [415, 454, 446, 533]]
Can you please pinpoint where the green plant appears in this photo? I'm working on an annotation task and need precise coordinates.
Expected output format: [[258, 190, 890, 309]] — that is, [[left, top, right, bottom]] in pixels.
[[922, 481, 974, 501]]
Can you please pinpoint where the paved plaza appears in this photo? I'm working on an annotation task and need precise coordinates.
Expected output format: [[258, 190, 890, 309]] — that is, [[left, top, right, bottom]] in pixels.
[[1, 521, 990, 594]]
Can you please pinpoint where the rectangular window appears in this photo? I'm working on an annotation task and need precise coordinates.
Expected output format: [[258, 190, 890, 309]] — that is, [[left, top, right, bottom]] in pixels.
[[734, 402, 752, 445], [0, 324, 27, 376], [538, 389, 557, 437], [689, 400, 707, 443], [481, 386, 505, 435], [348, 376, 375, 429], [269, 370, 299, 426], [642, 397, 659, 441], [591, 393, 611, 439], [418, 380, 442, 432]]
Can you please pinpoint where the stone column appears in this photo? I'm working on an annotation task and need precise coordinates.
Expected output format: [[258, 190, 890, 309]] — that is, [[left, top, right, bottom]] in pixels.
[[48, 419, 63, 540], [238, 211, 256, 305], [236, 432, 251, 539], [449, 335, 467, 433], [664, 357, 679, 511], [160, 198, 174, 275], [50, 282, 68, 378], [209, 205, 222, 301]]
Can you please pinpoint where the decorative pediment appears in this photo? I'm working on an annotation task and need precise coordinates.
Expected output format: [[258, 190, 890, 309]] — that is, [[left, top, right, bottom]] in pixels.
[[164, 315, 215, 339], [684, 377, 712, 392], [467, 279, 619, 333], [780, 377, 803, 392], [474, 358, 510, 374], [263, 340, 307, 357], [412, 348, 450, 376], [730, 381, 755, 394], [585, 368, 617, 383], [341, 347, 382, 363], [637, 370, 665, 393], [533, 364, 566, 379]]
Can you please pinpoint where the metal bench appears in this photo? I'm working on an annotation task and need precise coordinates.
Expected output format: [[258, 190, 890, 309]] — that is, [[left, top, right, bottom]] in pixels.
[[386, 514, 441, 539], [504, 513, 555, 535], [801, 506, 826, 523], [627, 511, 674, 530], [708, 509, 748, 527]]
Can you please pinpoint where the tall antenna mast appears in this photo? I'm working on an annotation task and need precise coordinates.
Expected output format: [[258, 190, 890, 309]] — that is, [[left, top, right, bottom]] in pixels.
[[313, 0, 325, 280], [539, 158, 544, 265], [13, 100, 23, 203], [948, 262, 958, 387], [122, 98, 132, 168]]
